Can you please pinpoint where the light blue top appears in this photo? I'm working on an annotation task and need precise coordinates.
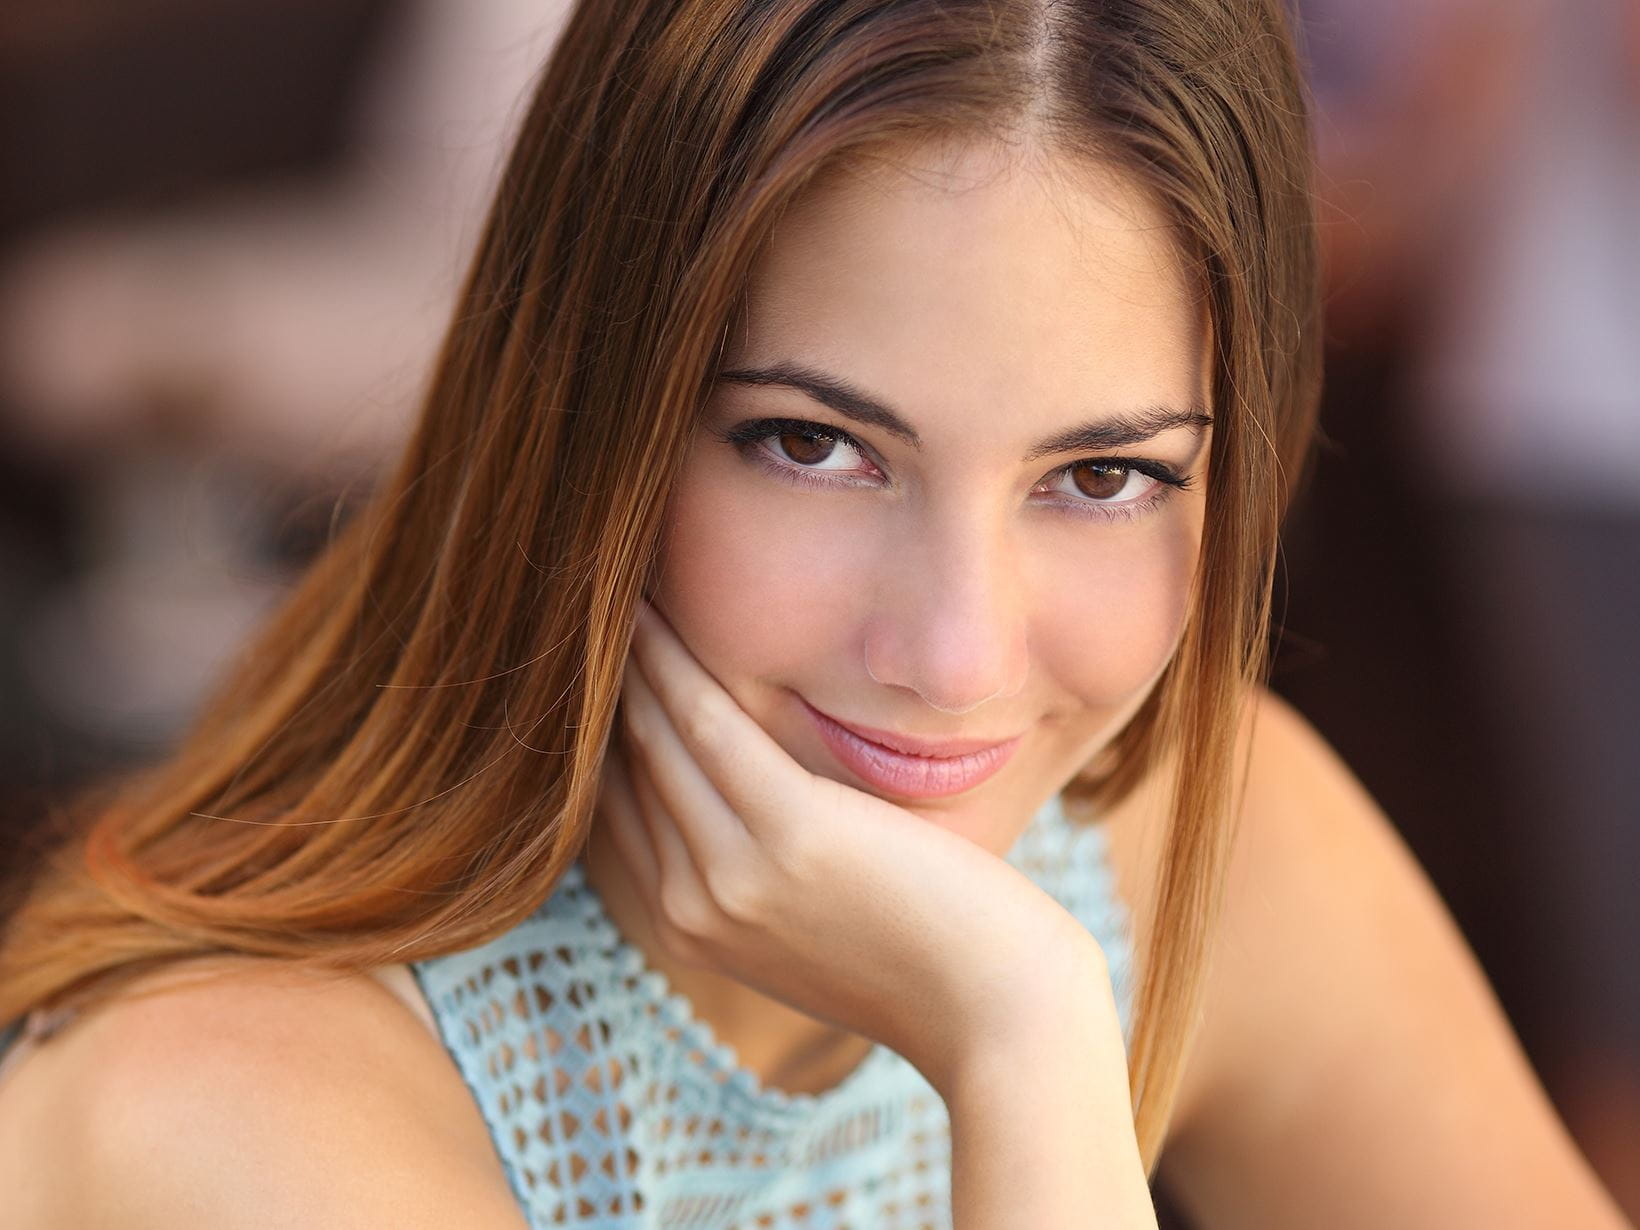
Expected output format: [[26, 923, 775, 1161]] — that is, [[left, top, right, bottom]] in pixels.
[[408, 790, 1136, 1229], [0, 792, 1133, 1227]]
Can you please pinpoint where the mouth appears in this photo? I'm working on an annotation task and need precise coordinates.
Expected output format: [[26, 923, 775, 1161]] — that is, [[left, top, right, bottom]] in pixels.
[[798, 696, 1023, 799]]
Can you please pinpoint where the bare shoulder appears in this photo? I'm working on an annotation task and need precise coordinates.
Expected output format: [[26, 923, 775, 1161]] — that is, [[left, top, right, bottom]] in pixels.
[[1119, 687, 1627, 1229], [1098, 686, 1417, 1133], [0, 956, 526, 1229], [1149, 685, 1442, 1137]]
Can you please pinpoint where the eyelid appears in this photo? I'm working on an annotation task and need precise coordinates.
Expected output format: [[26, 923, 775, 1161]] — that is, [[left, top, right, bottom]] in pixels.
[[724, 417, 875, 457], [716, 416, 887, 480], [716, 414, 1191, 488], [715, 416, 1193, 528]]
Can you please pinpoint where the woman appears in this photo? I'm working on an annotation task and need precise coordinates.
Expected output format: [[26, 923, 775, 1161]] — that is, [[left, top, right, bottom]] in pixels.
[[0, 1, 1626, 1226]]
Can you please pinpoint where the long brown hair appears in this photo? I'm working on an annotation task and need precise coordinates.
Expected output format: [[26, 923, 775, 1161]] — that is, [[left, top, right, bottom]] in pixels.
[[0, 0, 1321, 1174]]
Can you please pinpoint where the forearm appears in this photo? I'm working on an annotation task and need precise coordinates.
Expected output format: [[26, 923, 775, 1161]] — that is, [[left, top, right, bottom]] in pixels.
[[942, 963, 1158, 1229]]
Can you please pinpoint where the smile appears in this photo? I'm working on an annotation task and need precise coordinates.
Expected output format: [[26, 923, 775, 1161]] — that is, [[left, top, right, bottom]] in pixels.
[[799, 697, 1023, 798]]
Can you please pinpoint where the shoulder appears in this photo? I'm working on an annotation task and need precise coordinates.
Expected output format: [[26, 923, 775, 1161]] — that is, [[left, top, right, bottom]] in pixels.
[[0, 956, 526, 1229], [1169, 685, 1425, 1125], [1099, 685, 1430, 1136], [1128, 689, 1625, 1227], [1108, 688, 1416, 1134]]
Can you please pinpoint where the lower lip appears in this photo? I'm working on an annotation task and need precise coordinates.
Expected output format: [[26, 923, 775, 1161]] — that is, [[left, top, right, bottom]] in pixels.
[[801, 700, 1022, 799]]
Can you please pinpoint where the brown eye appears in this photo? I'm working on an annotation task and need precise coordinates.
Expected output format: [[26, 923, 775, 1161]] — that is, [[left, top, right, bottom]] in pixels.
[[1070, 463, 1134, 501], [777, 431, 838, 466]]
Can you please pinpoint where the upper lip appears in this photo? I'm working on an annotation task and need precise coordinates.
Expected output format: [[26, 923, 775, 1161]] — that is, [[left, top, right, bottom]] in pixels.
[[801, 697, 1023, 758]]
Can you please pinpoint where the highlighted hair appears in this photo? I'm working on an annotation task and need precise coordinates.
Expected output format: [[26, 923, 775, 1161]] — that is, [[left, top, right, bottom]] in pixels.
[[0, 0, 1321, 1174]]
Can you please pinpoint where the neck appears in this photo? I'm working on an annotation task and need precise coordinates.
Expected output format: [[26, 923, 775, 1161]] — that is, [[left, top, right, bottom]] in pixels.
[[581, 816, 878, 1096]]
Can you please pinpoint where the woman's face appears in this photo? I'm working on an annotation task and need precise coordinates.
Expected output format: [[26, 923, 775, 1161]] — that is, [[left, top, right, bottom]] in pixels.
[[649, 137, 1211, 854]]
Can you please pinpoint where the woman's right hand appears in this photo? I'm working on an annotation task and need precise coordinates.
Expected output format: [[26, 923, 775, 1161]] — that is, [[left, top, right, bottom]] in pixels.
[[594, 599, 1123, 1096]]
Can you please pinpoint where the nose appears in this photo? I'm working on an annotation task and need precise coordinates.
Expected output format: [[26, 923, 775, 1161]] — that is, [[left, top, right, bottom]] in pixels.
[[862, 507, 1029, 715]]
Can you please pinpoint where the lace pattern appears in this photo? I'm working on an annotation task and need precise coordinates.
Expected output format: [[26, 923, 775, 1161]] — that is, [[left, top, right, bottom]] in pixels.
[[409, 792, 1135, 1229]]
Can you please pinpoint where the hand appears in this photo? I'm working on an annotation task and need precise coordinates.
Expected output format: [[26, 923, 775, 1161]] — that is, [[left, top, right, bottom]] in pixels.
[[595, 598, 1117, 1096]]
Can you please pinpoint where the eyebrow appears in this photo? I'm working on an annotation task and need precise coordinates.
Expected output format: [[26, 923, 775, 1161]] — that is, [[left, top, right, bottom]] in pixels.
[[715, 361, 1212, 462]]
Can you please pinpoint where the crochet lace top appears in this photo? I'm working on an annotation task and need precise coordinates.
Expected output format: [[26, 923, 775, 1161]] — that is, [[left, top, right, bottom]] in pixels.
[[405, 790, 1136, 1229], [0, 792, 1133, 1226]]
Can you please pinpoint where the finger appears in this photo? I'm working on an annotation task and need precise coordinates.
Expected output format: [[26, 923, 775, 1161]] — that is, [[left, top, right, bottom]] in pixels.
[[627, 599, 809, 833], [597, 742, 661, 906], [620, 660, 699, 889], [620, 652, 749, 880]]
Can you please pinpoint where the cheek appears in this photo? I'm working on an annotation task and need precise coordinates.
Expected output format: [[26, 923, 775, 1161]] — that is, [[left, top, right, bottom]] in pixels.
[[650, 437, 1203, 718], [649, 449, 866, 689], [1034, 513, 1199, 709]]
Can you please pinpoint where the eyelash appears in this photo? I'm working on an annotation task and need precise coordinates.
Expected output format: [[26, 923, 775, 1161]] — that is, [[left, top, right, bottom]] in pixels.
[[711, 416, 1195, 525]]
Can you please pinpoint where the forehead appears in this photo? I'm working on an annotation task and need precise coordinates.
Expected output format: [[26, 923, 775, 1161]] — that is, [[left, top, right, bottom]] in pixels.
[[727, 136, 1208, 424]]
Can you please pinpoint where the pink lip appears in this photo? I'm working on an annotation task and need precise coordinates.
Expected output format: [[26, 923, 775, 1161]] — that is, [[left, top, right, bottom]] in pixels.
[[799, 697, 1023, 799]]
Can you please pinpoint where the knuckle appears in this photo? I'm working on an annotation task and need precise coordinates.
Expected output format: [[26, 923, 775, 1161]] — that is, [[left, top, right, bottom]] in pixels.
[[674, 694, 721, 749], [656, 881, 709, 940], [622, 699, 655, 750], [764, 814, 817, 877], [704, 864, 765, 925]]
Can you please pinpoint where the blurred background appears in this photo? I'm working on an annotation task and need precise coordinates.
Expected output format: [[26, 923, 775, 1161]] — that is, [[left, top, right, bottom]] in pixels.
[[0, 0, 1633, 1221]]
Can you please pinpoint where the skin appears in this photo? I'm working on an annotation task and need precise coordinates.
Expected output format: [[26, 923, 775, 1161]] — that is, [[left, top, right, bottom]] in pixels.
[[583, 131, 1211, 1099], [0, 132, 1627, 1230]]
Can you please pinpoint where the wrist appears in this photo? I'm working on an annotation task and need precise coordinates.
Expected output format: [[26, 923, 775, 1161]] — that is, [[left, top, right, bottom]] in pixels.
[[941, 961, 1156, 1230], [932, 926, 1123, 1101]]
